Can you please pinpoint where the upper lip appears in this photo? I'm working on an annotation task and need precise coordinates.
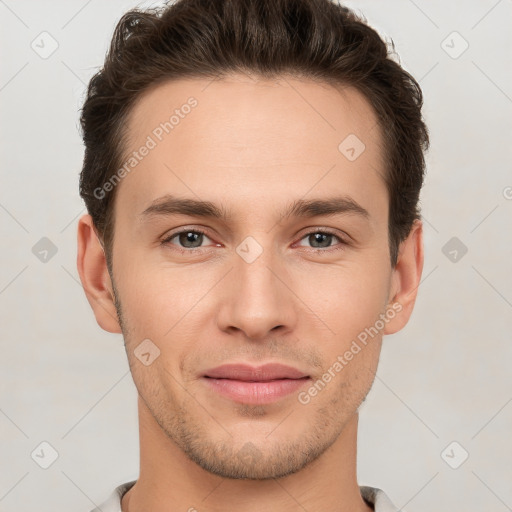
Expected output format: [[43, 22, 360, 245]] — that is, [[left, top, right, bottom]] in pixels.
[[203, 363, 309, 381]]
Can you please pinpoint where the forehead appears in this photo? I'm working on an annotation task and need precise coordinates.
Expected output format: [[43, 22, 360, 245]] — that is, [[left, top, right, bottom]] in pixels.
[[116, 74, 387, 224]]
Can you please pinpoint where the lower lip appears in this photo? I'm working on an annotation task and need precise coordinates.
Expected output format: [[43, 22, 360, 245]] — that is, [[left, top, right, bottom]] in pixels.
[[202, 377, 310, 404]]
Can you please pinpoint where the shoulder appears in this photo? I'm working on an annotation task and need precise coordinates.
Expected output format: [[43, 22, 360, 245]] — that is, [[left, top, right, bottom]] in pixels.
[[89, 480, 137, 512], [360, 485, 401, 512]]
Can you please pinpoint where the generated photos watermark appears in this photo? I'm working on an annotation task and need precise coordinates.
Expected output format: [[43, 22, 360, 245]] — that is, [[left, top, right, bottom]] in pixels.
[[93, 96, 198, 200], [298, 301, 402, 405]]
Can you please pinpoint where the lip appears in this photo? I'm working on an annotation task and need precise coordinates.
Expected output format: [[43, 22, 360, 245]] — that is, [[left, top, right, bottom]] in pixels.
[[202, 363, 310, 404], [203, 363, 308, 381]]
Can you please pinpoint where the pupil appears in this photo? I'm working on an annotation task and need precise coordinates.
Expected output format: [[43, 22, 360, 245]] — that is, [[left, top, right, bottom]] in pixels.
[[180, 231, 202, 248], [177, 232, 332, 249], [310, 233, 331, 248]]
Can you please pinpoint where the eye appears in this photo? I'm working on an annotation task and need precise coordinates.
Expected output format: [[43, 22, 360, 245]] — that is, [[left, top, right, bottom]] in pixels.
[[161, 228, 214, 250], [160, 228, 347, 253], [295, 230, 346, 251]]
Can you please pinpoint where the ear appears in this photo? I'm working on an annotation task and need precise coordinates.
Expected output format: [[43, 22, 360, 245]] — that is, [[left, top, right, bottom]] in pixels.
[[76, 214, 122, 333], [383, 219, 424, 335]]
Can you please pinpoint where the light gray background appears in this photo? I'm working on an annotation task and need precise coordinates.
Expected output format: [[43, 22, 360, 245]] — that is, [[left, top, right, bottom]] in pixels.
[[1, 1, 511, 511]]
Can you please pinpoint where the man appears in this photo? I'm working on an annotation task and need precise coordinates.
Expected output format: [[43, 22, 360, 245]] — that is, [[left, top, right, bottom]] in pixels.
[[76, 0, 428, 510]]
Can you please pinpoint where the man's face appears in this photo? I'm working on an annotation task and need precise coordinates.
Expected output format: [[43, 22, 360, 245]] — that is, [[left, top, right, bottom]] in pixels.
[[107, 74, 396, 479]]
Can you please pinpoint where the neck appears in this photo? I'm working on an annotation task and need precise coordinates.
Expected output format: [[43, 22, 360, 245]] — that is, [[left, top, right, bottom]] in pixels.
[[122, 396, 373, 512]]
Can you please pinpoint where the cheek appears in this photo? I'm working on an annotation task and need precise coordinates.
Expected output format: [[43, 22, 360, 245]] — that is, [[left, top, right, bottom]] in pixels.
[[114, 234, 391, 346], [292, 258, 390, 340], [114, 255, 215, 343]]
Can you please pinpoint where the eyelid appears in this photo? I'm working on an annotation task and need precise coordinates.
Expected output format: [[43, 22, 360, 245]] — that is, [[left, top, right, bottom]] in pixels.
[[160, 226, 216, 247], [160, 226, 349, 256], [293, 228, 347, 249]]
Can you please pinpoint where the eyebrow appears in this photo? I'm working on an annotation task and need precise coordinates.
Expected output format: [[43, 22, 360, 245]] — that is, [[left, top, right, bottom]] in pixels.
[[139, 194, 370, 222]]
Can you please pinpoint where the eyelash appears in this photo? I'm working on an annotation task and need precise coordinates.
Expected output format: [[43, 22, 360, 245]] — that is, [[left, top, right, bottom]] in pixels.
[[160, 227, 348, 254]]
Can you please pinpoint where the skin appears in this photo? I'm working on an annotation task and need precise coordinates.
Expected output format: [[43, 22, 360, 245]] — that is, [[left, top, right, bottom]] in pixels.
[[77, 74, 423, 512]]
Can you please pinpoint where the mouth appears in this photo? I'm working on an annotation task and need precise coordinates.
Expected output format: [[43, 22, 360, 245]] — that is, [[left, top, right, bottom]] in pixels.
[[202, 363, 311, 404]]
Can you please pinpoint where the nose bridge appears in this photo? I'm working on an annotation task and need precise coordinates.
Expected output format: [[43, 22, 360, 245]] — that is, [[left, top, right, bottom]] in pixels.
[[217, 235, 296, 339]]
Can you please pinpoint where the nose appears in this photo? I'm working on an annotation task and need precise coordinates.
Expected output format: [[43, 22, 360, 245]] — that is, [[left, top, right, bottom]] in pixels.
[[216, 243, 298, 341]]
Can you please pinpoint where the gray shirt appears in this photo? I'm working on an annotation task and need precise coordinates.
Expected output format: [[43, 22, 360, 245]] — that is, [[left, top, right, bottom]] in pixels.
[[90, 480, 401, 511]]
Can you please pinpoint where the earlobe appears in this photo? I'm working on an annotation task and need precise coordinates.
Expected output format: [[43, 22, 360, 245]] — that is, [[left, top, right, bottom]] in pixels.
[[76, 214, 122, 334], [383, 219, 424, 335]]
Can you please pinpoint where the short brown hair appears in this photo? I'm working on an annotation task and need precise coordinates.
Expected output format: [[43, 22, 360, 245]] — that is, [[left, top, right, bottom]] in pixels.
[[79, 0, 429, 270]]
